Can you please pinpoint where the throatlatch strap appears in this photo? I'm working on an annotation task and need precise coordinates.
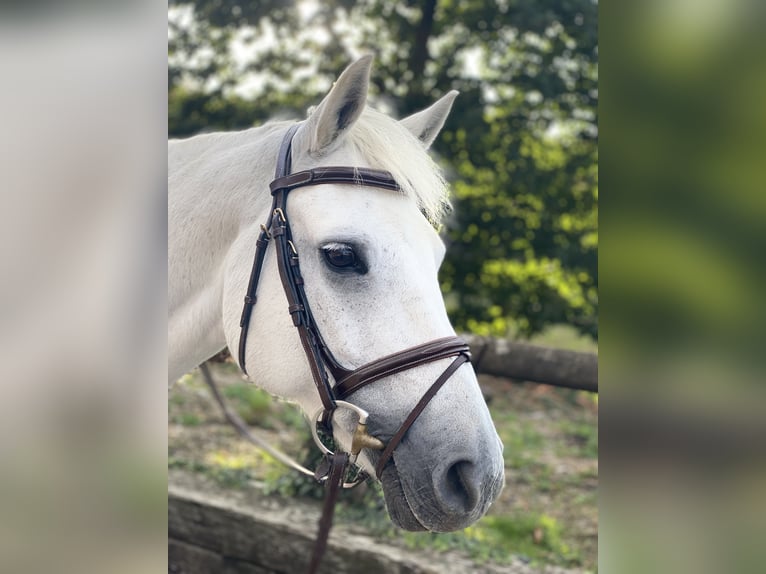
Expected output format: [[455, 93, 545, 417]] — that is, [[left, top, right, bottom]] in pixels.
[[237, 226, 272, 374]]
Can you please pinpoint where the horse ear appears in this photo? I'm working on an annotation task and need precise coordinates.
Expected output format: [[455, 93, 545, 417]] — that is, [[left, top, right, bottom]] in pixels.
[[305, 55, 373, 154], [400, 90, 459, 149]]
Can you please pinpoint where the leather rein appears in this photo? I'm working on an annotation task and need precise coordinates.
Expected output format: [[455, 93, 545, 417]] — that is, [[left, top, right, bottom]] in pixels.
[[236, 123, 471, 572]]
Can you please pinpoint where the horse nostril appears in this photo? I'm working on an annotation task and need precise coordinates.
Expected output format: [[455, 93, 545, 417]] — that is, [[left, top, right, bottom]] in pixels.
[[436, 459, 481, 515]]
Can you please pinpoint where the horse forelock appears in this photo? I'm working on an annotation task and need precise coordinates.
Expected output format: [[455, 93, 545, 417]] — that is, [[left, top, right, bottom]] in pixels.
[[345, 107, 451, 224]]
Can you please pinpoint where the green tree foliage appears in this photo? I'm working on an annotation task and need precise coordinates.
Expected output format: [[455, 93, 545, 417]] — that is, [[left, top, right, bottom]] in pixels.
[[168, 0, 598, 340]]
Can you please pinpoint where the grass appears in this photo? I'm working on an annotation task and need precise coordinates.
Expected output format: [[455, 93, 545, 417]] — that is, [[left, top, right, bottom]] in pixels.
[[558, 420, 599, 459], [478, 513, 581, 566], [170, 456, 254, 489], [492, 411, 547, 471], [222, 383, 273, 426], [169, 393, 186, 407], [170, 449, 283, 490], [401, 512, 580, 566], [332, 486, 581, 568], [173, 413, 202, 426], [217, 375, 309, 433]]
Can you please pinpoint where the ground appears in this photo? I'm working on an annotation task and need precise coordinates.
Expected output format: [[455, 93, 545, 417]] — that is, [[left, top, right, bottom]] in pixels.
[[169, 348, 597, 573]]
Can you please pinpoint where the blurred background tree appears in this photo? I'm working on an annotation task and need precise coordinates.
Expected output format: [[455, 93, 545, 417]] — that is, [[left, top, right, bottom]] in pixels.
[[169, 0, 598, 341]]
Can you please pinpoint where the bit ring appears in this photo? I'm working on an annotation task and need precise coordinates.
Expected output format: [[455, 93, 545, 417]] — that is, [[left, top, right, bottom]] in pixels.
[[311, 400, 370, 456]]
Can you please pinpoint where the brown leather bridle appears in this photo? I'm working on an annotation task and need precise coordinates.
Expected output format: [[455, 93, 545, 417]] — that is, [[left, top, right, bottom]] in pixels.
[[237, 123, 471, 572]]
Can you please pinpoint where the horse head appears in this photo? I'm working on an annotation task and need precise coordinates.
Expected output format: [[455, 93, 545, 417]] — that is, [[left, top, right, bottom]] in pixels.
[[222, 56, 504, 532]]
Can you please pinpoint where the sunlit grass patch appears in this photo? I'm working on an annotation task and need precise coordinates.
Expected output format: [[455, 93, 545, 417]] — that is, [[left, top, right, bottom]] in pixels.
[[178, 448, 287, 489], [478, 512, 580, 566], [387, 511, 581, 567], [206, 450, 257, 469]]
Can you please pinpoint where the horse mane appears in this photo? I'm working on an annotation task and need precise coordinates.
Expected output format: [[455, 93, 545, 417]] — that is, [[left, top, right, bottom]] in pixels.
[[345, 107, 451, 224]]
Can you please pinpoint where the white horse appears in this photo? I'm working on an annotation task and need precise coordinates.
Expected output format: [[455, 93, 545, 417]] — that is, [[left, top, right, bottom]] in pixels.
[[168, 56, 504, 532]]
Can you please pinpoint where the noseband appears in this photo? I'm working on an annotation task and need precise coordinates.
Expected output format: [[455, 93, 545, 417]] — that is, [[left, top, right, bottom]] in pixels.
[[236, 124, 470, 568]]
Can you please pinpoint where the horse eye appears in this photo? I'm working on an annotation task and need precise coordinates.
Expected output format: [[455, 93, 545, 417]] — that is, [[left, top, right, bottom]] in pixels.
[[321, 244, 365, 273]]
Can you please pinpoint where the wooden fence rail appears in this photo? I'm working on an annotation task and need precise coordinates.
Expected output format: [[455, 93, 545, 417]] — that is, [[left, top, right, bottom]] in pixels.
[[461, 334, 598, 393]]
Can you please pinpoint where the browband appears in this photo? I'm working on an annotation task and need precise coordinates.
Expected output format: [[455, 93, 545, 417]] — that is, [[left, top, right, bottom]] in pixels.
[[271, 166, 400, 195]]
